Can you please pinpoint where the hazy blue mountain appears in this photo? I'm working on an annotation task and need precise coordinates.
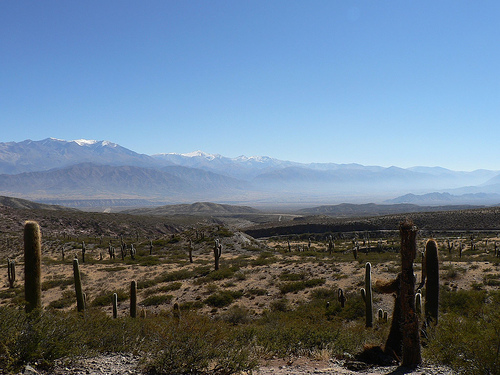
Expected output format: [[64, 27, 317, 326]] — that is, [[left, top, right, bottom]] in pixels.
[[0, 163, 246, 200], [152, 151, 300, 180], [0, 138, 160, 174], [385, 192, 500, 206], [1, 138, 499, 206]]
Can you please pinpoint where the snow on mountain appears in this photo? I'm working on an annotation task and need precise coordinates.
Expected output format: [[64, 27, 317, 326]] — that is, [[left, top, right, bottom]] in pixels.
[[0, 138, 156, 174]]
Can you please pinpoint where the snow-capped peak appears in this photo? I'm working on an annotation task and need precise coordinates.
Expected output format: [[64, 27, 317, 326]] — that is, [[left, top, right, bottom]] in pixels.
[[180, 150, 222, 160], [73, 139, 99, 146], [72, 139, 117, 148]]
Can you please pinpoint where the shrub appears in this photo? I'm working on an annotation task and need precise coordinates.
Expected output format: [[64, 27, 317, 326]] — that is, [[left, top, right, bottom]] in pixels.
[[141, 294, 174, 307], [91, 290, 128, 307], [144, 315, 256, 375], [204, 290, 243, 308], [279, 278, 326, 294]]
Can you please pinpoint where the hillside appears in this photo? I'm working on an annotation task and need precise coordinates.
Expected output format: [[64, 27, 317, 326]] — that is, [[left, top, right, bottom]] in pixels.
[[298, 203, 483, 217], [244, 206, 500, 238], [0, 195, 76, 211], [122, 202, 261, 216]]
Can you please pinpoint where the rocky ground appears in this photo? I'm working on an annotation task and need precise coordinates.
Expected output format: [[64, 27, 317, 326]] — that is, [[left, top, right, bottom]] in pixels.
[[21, 355, 457, 375]]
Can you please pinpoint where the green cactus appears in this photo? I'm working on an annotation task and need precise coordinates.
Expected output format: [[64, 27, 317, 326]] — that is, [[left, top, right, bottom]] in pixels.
[[82, 241, 86, 263], [361, 262, 373, 327], [73, 258, 85, 312], [112, 293, 118, 319], [7, 259, 15, 288], [130, 280, 137, 318], [24, 221, 42, 313], [424, 239, 439, 325]]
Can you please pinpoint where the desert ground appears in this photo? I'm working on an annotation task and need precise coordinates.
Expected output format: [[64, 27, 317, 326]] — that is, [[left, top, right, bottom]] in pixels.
[[1, 205, 499, 374]]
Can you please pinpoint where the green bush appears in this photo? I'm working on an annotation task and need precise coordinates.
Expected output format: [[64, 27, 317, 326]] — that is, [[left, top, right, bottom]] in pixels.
[[91, 290, 128, 307], [279, 278, 325, 294], [425, 290, 500, 374], [144, 315, 256, 374], [204, 290, 244, 308]]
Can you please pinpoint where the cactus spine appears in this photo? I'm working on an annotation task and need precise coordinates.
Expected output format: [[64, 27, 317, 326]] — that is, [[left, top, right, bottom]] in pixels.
[[130, 280, 137, 318], [24, 221, 42, 312], [7, 259, 15, 288], [361, 262, 373, 327], [73, 258, 85, 312], [112, 293, 118, 319], [424, 239, 439, 325]]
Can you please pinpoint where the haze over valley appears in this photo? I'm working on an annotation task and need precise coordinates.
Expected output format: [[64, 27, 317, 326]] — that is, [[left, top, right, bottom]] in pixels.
[[0, 138, 499, 211]]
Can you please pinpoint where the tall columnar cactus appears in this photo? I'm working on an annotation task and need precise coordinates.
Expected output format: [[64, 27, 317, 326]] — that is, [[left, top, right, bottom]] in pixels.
[[149, 239, 153, 256], [73, 258, 85, 312], [361, 262, 373, 327], [214, 239, 222, 271], [338, 288, 346, 308], [130, 280, 137, 318], [328, 235, 334, 255], [7, 259, 16, 288], [188, 240, 193, 263], [424, 239, 439, 325], [112, 293, 118, 319], [130, 244, 136, 260], [82, 241, 86, 263], [399, 220, 421, 366], [24, 221, 42, 312]]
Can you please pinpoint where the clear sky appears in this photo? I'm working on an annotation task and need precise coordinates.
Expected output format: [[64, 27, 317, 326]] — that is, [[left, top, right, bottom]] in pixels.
[[1, 1, 499, 171]]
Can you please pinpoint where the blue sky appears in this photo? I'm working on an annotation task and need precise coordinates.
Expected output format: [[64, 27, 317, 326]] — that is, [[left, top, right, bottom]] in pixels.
[[1, 1, 499, 171]]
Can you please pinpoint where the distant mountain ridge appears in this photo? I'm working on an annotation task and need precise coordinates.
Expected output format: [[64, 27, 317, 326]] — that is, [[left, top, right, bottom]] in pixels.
[[0, 138, 499, 207], [0, 195, 75, 211], [299, 202, 483, 217]]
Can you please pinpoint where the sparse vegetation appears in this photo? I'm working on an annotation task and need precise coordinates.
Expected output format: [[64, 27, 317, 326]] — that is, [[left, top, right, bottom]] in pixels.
[[1, 205, 499, 374]]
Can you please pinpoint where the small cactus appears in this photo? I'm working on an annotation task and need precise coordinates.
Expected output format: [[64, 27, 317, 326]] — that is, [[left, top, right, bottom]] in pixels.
[[7, 259, 16, 288], [188, 240, 193, 263], [214, 239, 222, 271], [130, 280, 137, 318], [173, 302, 181, 321], [338, 288, 346, 308], [415, 291, 422, 316], [424, 239, 439, 325], [24, 221, 42, 312], [73, 258, 85, 312], [112, 292, 118, 319]]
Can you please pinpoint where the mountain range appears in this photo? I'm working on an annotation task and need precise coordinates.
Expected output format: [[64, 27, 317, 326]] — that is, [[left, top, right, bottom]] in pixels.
[[0, 138, 499, 208]]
